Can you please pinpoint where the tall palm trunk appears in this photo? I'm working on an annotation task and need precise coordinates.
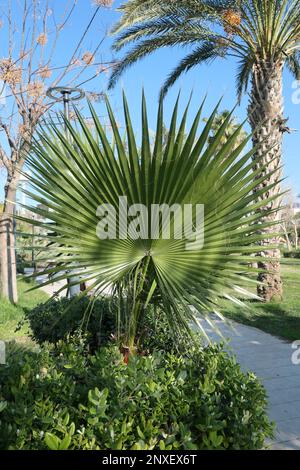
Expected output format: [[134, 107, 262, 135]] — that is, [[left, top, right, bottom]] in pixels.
[[248, 60, 284, 302], [0, 170, 19, 304]]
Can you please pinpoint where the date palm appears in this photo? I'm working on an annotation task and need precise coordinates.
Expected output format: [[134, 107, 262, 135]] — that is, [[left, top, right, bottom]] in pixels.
[[20, 95, 280, 351], [109, 0, 300, 301]]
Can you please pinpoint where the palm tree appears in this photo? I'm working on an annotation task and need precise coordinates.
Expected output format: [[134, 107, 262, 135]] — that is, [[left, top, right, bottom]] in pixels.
[[205, 110, 248, 152], [109, 0, 300, 301], [20, 95, 280, 352]]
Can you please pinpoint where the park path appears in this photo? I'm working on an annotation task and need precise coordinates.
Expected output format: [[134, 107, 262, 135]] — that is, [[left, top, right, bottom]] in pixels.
[[35, 274, 68, 297], [202, 318, 300, 450]]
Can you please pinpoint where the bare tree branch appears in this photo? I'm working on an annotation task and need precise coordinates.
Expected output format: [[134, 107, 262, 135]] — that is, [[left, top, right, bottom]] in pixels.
[[0, 0, 111, 197]]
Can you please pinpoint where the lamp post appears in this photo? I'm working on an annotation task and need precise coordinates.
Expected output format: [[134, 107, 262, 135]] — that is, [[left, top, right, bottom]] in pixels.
[[46, 86, 85, 133], [46, 86, 85, 298]]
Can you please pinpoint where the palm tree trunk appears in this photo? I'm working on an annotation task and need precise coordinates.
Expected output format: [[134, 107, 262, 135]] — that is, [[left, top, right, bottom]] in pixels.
[[0, 171, 19, 304], [248, 60, 284, 302]]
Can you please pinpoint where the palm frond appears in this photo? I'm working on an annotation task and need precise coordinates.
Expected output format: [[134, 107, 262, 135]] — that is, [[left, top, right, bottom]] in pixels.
[[112, 0, 226, 35], [112, 17, 214, 52], [21, 95, 282, 347], [109, 35, 214, 90], [236, 56, 254, 102], [160, 42, 221, 99], [286, 51, 300, 79], [110, 0, 300, 99]]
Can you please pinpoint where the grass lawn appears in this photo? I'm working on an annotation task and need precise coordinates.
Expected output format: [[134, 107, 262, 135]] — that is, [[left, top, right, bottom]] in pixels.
[[222, 258, 300, 341], [0, 277, 49, 344]]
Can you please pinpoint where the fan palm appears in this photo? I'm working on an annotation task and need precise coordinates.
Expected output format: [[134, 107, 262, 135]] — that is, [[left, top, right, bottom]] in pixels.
[[20, 94, 281, 352], [109, 0, 300, 301]]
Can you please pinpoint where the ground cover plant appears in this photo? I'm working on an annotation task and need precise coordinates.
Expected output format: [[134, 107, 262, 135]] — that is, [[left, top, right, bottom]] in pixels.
[[0, 338, 274, 450]]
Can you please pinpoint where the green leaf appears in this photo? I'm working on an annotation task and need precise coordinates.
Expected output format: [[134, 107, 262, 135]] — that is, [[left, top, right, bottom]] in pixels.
[[137, 426, 145, 440], [45, 432, 60, 450], [0, 401, 7, 413], [59, 434, 72, 450], [159, 440, 166, 450]]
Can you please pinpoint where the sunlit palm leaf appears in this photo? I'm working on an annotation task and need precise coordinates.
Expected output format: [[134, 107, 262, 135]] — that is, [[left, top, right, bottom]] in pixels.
[[19, 94, 281, 345]]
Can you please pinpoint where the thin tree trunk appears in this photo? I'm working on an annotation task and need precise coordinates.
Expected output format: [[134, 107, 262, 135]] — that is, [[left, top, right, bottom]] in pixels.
[[248, 60, 284, 302], [0, 171, 19, 304], [292, 221, 298, 250]]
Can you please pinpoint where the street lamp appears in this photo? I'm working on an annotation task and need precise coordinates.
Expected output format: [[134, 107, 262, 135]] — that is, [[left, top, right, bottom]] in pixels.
[[46, 86, 85, 130], [46, 86, 86, 298]]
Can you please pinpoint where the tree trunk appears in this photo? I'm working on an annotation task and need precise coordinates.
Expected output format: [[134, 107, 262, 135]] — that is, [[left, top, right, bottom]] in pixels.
[[248, 60, 284, 302], [0, 172, 19, 304]]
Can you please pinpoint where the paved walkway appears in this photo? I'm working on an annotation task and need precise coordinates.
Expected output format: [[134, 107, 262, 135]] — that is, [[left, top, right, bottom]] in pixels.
[[203, 318, 300, 450], [36, 275, 112, 297], [35, 274, 68, 297]]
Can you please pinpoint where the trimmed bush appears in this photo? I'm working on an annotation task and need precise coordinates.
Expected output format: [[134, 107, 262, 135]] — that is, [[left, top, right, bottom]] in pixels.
[[24, 298, 192, 354], [282, 248, 300, 259], [25, 297, 116, 350], [138, 305, 196, 354], [0, 339, 274, 450]]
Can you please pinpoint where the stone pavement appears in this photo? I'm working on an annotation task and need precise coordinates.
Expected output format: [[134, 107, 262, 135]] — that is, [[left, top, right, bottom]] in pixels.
[[203, 318, 300, 450], [36, 274, 113, 298], [35, 274, 68, 297]]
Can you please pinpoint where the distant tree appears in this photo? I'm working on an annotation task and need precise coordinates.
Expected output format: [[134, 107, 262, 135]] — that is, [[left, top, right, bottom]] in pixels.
[[280, 191, 299, 251], [0, 0, 115, 303], [204, 110, 248, 154]]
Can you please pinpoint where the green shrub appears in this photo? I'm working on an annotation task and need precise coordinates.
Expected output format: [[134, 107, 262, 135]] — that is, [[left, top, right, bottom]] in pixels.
[[0, 340, 274, 450], [282, 248, 300, 259], [25, 297, 116, 350], [138, 305, 197, 354], [24, 298, 194, 354]]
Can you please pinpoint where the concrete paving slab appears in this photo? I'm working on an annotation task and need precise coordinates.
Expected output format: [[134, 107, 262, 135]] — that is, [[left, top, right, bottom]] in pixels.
[[268, 401, 300, 421], [202, 317, 300, 450], [263, 375, 300, 392], [267, 440, 300, 450]]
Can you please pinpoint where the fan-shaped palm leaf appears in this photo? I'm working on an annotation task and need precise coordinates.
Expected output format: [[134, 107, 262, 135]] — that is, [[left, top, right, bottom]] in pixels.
[[19, 94, 281, 350]]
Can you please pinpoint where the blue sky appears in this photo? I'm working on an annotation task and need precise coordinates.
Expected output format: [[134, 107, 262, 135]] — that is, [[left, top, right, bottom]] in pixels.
[[0, 0, 299, 200]]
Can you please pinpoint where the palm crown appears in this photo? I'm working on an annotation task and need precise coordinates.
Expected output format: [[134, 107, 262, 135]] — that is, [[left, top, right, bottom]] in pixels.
[[20, 95, 281, 347], [109, 0, 300, 98]]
